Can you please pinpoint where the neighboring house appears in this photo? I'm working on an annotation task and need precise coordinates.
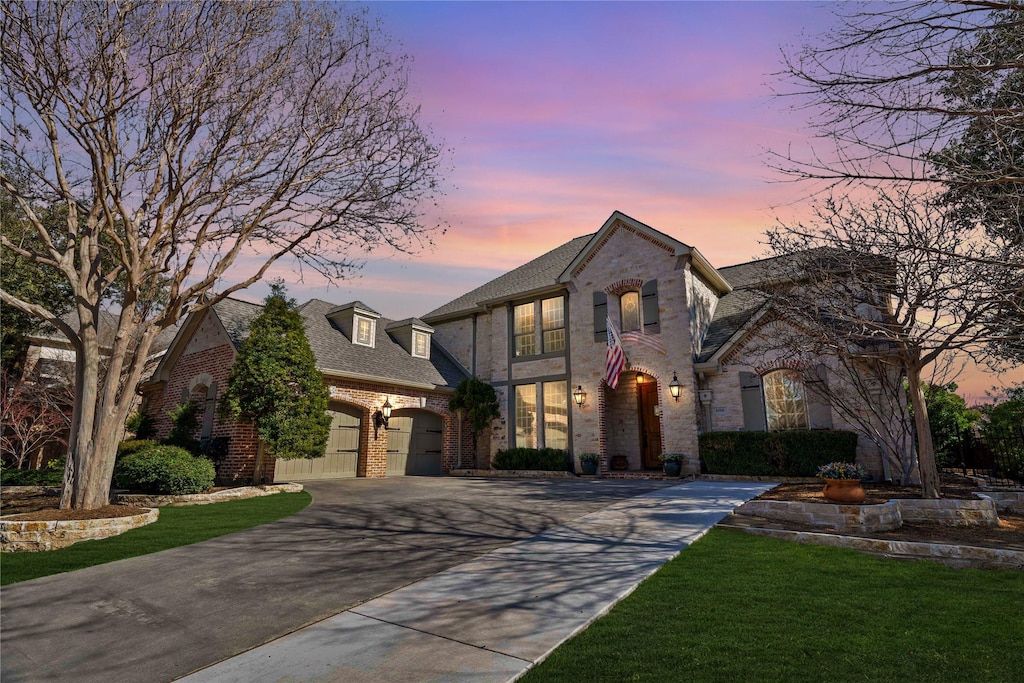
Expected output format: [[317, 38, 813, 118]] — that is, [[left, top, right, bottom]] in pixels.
[[140, 298, 471, 484], [424, 211, 888, 477]]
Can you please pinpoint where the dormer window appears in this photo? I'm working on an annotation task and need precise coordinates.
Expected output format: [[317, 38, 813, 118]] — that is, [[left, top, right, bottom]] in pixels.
[[354, 316, 375, 347], [413, 330, 430, 358]]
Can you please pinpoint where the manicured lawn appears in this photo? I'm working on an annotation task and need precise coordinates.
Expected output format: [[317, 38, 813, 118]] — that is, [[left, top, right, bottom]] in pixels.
[[523, 528, 1024, 682], [1, 491, 311, 585]]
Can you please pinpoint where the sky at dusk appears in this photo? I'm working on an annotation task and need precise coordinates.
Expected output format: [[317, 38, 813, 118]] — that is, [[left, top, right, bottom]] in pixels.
[[242, 1, 1020, 401]]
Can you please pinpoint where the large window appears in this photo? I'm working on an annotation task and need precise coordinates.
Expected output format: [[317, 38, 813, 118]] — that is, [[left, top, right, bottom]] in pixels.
[[515, 384, 538, 449], [514, 303, 536, 357], [513, 296, 565, 357], [763, 370, 808, 430], [620, 291, 640, 332], [543, 381, 568, 450], [541, 297, 565, 353], [515, 381, 568, 449]]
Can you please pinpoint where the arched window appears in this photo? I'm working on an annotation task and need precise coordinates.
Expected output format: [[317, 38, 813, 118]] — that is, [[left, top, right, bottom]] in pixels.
[[620, 291, 640, 332], [762, 369, 808, 430]]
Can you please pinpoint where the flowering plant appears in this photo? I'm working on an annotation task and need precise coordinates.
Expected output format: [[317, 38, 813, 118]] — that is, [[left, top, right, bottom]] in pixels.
[[579, 453, 600, 463], [658, 453, 684, 463], [816, 462, 867, 480]]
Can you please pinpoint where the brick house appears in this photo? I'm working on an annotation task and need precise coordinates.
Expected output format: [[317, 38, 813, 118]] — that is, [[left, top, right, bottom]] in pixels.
[[140, 298, 470, 483], [423, 210, 888, 478]]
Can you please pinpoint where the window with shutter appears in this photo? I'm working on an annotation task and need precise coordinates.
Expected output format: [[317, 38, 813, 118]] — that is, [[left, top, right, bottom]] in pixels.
[[641, 280, 660, 334], [740, 371, 767, 431], [593, 291, 607, 342]]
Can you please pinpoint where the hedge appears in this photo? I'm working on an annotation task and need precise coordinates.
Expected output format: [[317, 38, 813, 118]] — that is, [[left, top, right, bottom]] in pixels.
[[113, 445, 215, 495], [493, 447, 570, 471], [0, 457, 65, 486], [699, 430, 859, 477]]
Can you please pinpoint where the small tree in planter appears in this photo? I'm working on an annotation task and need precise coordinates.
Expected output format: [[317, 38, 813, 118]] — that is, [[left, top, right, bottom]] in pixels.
[[449, 377, 500, 468]]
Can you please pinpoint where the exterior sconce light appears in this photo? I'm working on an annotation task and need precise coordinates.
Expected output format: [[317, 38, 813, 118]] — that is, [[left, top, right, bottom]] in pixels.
[[635, 373, 645, 386], [669, 373, 681, 401], [374, 398, 393, 438], [573, 385, 587, 408]]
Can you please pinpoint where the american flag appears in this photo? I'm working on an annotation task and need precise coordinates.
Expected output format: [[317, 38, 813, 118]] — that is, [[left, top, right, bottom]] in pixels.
[[621, 330, 666, 354], [605, 316, 627, 389]]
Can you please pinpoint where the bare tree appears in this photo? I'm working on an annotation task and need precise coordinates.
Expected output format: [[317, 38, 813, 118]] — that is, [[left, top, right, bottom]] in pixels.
[[1, 373, 73, 470], [0, 1, 444, 509], [762, 188, 1017, 497], [773, 1, 1022, 195]]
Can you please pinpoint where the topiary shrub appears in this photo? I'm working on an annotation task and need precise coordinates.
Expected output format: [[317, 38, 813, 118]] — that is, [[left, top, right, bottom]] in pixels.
[[493, 447, 570, 471], [699, 430, 859, 477], [113, 445, 215, 494]]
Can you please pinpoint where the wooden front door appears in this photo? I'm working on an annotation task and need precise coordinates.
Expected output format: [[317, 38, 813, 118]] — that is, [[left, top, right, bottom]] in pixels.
[[638, 381, 662, 469]]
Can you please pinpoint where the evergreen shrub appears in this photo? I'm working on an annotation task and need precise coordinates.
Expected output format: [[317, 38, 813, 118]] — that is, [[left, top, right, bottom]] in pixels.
[[493, 447, 570, 471], [699, 430, 858, 477], [113, 445, 215, 494]]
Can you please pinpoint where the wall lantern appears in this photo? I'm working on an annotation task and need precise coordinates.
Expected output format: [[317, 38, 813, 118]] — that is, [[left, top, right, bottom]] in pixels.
[[374, 397, 393, 438], [573, 385, 587, 408], [635, 373, 645, 386], [669, 373, 681, 401]]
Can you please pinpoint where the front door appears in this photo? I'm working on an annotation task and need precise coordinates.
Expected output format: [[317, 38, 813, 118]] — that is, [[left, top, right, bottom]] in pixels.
[[638, 381, 662, 469]]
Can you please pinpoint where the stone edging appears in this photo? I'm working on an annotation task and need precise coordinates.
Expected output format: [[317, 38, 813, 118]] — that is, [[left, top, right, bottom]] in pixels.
[[726, 524, 1024, 571], [113, 483, 303, 507], [1, 508, 159, 552]]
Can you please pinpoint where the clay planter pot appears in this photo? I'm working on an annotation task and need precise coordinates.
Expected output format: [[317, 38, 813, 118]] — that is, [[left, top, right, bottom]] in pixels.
[[610, 455, 629, 470], [580, 460, 598, 475], [662, 460, 682, 478], [822, 478, 866, 504]]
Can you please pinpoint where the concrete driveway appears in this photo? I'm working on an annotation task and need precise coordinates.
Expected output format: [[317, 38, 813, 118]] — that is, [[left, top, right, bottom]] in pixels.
[[0, 476, 674, 683]]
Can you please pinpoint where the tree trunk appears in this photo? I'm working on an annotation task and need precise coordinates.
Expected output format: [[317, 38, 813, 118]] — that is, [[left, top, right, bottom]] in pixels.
[[907, 365, 941, 498]]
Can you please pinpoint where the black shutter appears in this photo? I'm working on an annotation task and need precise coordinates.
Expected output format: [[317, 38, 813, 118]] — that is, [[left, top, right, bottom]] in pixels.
[[593, 291, 607, 342], [642, 280, 660, 334], [740, 372, 766, 432]]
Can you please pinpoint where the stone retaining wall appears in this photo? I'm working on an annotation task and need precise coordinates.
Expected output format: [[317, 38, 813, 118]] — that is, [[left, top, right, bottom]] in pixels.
[[735, 495, 999, 532], [113, 483, 303, 507], [1, 508, 159, 552], [981, 491, 1024, 514], [736, 499, 902, 533]]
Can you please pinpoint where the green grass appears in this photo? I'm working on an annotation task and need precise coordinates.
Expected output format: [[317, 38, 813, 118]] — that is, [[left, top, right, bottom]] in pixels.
[[523, 528, 1024, 682], [1, 491, 311, 585]]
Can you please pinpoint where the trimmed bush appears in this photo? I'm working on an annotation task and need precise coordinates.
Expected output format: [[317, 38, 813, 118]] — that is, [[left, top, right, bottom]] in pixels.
[[0, 457, 65, 486], [699, 430, 858, 477], [493, 447, 570, 471], [113, 445, 215, 494]]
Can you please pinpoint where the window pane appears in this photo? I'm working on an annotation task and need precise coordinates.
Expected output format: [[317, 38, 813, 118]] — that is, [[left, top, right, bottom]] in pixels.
[[541, 297, 565, 352], [763, 370, 808, 430], [413, 331, 429, 357], [514, 303, 534, 334], [356, 318, 373, 345], [515, 384, 537, 449], [621, 292, 640, 332], [543, 381, 568, 450]]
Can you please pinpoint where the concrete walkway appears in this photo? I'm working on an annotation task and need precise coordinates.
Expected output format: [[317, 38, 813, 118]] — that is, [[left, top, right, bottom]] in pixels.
[[180, 480, 773, 683]]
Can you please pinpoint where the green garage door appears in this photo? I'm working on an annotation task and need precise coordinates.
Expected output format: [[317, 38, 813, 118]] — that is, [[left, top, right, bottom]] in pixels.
[[386, 410, 443, 476], [274, 404, 361, 481]]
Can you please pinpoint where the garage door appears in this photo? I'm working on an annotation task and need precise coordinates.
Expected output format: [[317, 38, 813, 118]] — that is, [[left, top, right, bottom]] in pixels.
[[274, 404, 361, 481], [386, 410, 443, 476]]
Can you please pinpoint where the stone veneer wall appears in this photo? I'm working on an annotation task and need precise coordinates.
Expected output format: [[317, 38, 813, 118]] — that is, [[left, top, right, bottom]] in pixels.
[[1, 508, 159, 552]]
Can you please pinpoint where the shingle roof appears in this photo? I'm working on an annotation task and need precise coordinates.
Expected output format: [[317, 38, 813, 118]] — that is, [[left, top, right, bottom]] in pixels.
[[210, 297, 466, 390], [423, 235, 593, 320]]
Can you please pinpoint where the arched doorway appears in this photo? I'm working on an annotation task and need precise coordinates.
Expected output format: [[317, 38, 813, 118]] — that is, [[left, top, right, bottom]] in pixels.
[[273, 402, 360, 481], [604, 371, 663, 471], [635, 373, 663, 469], [386, 409, 444, 476]]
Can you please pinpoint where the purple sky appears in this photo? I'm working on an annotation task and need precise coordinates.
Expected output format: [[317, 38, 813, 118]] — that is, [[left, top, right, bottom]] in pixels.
[[242, 1, 1017, 400]]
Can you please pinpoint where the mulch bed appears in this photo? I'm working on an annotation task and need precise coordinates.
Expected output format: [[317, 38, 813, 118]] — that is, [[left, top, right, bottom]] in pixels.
[[0, 486, 240, 521], [5, 504, 147, 522], [747, 475, 1024, 551]]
